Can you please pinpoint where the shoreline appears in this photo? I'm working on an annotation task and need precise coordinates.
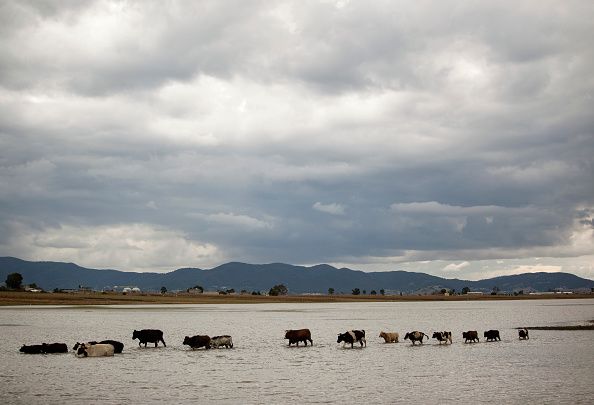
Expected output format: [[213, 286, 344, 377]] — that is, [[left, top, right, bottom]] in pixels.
[[1, 291, 592, 306]]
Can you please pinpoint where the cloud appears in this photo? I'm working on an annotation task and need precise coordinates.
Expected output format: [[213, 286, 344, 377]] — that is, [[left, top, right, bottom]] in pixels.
[[442, 261, 470, 272], [0, 1, 592, 276], [312, 202, 346, 216]]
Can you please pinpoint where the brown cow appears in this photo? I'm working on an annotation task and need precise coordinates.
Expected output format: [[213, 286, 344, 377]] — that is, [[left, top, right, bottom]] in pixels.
[[285, 329, 313, 346], [462, 330, 479, 343], [379, 331, 399, 343]]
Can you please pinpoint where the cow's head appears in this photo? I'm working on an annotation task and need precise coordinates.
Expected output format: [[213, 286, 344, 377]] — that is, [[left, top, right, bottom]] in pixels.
[[336, 333, 347, 344], [404, 333, 410, 340], [76, 343, 88, 357], [379, 331, 385, 338], [183, 336, 190, 345], [132, 330, 139, 340]]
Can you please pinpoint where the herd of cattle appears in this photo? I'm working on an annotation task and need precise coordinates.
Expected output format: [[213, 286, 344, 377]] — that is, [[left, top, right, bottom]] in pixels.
[[19, 327, 530, 357]]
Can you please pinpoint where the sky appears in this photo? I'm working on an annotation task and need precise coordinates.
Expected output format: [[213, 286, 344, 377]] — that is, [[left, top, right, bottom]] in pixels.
[[1, 1, 593, 280]]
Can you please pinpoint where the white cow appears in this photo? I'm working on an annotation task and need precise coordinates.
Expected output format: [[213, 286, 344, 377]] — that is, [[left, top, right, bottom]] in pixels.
[[75, 343, 114, 357]]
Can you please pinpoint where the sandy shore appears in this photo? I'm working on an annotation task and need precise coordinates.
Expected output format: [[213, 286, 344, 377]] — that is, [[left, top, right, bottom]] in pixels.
[[1, 291, 592, 306]]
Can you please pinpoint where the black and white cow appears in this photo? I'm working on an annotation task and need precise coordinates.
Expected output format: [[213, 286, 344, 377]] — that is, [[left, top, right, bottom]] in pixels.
[[432, 331, 452, 344], [337, 330, 366, 348], [73, 340, 124, 354], [404, 331, 428, 345], [132, 329, 166, 347], [484, 330, 501, 342], [75, 343, 114, 357], [518, 328, 529, 340]]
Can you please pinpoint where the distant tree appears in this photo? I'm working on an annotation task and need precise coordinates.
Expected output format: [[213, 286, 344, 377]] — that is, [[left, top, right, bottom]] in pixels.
[[380, 289, 385, 296], [370, 290, 377, 295], [352, 288, 360, 295], [491, 286, 500, 295], [160, 286, 167, 294], [240, 289, 248, 294], [251, 290, 261, 295], [450, 289, 456, 295], [269, 284, 288, 296], [462, 286, 470, 295], [440, 288, 447, 295], [5, 273, 23, 290], [226, 288, 235, 294], [328, 287, 335, 295], [362, 289, 367, 295]]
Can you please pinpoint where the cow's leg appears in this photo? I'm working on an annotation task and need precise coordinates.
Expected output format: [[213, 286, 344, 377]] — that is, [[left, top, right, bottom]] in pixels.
[[309, 338, 313, 346], [161, 338, 167, 347]]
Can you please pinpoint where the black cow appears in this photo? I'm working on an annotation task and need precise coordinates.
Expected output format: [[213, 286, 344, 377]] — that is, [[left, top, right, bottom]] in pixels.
[[484, 330, 501, 341], [133, 329, 166, 347], [518, 328, 529, 340], [404, 331, 428, 345], [183, 335, 211, 350], [462, 330, 479, 343], [432, 331, 452, 344], [285, 329, 313, 346], [20, 344, 45, 354], [20, 343, 68, 354], [73, 340, 124, 354], [41, 343, 68, 353], [337, 330, 366, 348]]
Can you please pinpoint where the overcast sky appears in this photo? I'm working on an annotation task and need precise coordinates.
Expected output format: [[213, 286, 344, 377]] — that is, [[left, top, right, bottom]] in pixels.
[[1, 1, 593, 280]]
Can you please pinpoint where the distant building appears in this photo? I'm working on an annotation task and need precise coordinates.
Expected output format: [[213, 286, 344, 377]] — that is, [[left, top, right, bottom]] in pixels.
[[467, 291, 484, 295]]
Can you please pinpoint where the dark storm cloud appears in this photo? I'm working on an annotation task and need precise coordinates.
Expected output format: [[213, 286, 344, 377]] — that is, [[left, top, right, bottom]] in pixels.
[[0, 1, 593, 277]]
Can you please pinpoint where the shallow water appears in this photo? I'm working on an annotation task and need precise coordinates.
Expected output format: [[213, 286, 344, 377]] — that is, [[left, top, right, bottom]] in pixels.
[[1, 299, 593, 404]]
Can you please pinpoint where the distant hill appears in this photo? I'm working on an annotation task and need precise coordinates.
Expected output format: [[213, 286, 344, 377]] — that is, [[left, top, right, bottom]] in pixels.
[[1, 257, 593, 294]]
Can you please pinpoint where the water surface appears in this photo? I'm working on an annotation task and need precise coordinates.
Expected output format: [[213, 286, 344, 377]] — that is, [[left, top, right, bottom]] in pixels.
[[1, 299, 593, 404]]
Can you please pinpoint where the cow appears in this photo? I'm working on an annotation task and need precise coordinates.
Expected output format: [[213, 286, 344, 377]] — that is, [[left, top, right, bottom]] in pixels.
[[462, 330, 479, 343], [432, 331, 452, 344], [183, 335, 211, 350], [73, 340, 124, 354], [210, 335, 233, 349], [20, 344, 45, 354], [75, 343, 114, 357], [518, 328, 529, 340], [379, 331, 399, 343], [404, 331, 428, 345], [337, 330, 366, 348], [41, 343, 68, 353], [20, 343, 68, 354], [285, 329, 313, 347], [132, 329, 166, 347], [484, 330, 501, 342]]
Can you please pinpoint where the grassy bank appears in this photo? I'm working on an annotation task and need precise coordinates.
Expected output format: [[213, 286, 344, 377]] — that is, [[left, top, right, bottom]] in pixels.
[[1, 291, 592, 306]]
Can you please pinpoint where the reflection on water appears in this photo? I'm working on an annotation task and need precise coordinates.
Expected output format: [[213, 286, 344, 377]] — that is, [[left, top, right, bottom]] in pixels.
[[1, 299, 593, 404]]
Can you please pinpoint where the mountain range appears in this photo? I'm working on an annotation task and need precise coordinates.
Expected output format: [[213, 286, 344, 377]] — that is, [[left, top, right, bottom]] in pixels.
[[1, 256, 593, 294]]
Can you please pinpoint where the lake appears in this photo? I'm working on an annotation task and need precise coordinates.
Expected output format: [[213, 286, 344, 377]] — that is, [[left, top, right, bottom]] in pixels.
[[1, 299, 593, 404]]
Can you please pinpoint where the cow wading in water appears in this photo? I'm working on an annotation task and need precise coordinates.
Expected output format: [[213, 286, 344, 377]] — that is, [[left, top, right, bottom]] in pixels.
[[484, 330, 501, 342], [462, 330, 479, 343], [379, 331, 399, 343], [285, 329, 313, 347], [73, 340, 124, 354], [183, 335, 211, 350], [75, 343, 114, 358], [518, 328, 529, 340], [133, 329, 166, 347], [432, 331, 452, 344], [337, 330, 366, 348], [404, 331, 428, 345]]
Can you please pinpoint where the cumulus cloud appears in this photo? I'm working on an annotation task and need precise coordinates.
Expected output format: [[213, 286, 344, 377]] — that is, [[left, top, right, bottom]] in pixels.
[[0, 1, 593, 278]]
